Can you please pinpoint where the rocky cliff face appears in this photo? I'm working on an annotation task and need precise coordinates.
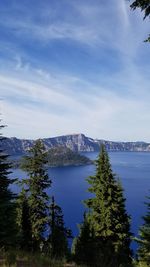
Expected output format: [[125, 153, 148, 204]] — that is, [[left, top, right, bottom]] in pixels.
[[1, 134, 150, 155], [43, 134, 99, 152]]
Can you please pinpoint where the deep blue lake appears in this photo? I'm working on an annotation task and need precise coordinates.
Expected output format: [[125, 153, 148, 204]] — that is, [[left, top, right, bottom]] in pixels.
[[10, 152, 150, 253]]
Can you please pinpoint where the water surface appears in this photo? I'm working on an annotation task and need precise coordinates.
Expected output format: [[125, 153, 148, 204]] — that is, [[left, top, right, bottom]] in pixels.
[[10, 152, 150, 252]]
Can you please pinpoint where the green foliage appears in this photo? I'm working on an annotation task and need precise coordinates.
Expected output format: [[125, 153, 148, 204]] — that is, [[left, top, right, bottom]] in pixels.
[[47, 146, 92, 167], [74, 145, 132, 267], [11, 146, 92, 168], [0, 123, 17, 249], [130, 0, 150, 19], [19, 141, 72, 259], [72, 213, 96, 266], [130, 0, 150, 42], [47, 196, 72, 259], [132, 260, 149, 267], [136, 195, 150, 266], [16, 188, 32, 251], [0, 249, 67, 267], [21, 140, 52, 251]]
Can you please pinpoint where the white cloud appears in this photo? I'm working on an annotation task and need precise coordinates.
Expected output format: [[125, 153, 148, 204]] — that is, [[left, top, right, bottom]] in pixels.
[[0, 0, 150, 141], [2, 91, 150, 141], [1, 64, 150, 141], [0, 0, 149, 61], [14, 56, 30, 71], [0, 74, 84, 116], [118, 0, 130, 28]]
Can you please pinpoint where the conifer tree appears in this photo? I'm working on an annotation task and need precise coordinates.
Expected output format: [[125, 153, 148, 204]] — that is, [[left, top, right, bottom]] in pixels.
[[21, 139, 51, 251], [130, 0, 150, 42], [16, 188, 32, 251], [0, 123, 17, 249], [48, 196, 72, 259], [72, 212, 96, 266], [136, 195, 150, 266], [80, 145, 132, 267]]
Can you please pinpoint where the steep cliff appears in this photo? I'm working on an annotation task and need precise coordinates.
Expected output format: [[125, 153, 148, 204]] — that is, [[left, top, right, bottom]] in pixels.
[[1, 134, 150, 155]]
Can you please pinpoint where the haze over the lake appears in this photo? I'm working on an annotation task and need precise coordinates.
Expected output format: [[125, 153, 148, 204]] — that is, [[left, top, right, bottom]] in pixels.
[[0, 0, 149, 141]]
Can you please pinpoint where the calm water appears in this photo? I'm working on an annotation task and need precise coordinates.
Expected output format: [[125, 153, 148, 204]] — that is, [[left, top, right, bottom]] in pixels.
[[10, 152, 150, 252]]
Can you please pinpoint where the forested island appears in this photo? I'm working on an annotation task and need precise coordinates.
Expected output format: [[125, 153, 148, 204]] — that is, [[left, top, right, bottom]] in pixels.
[[11, 146, 92, 168], [46, 146, 92, 167]]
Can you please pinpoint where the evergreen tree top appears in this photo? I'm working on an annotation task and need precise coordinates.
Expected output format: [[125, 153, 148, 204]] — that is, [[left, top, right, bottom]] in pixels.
[[84, 144, 132, 265], [136, 194, 150, 264], [0, 121, 17, 248], [20, 139, 52, 250], [21, 140, 48, 173]]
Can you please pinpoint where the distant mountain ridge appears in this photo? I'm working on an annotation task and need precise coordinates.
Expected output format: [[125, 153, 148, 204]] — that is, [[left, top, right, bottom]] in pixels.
[[1, 133, 150, 155]]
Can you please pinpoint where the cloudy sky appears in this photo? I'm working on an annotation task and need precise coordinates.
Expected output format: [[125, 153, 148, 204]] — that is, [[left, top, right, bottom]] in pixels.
[[0, 0, 150, 141]]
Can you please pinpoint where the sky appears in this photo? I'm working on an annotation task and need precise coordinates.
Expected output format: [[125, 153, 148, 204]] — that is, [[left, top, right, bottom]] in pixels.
[[0, 0, 150, 141]]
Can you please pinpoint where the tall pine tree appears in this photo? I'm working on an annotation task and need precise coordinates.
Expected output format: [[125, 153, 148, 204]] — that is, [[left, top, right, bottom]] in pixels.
[[48, 196, 72, 259], [75, 145, 132, 267], [0, 123, 17, 249], [21, 139, 51, 251], [16, 188, 32, 251], [136, 195, 150, 266], [72, 212, 96, 266]]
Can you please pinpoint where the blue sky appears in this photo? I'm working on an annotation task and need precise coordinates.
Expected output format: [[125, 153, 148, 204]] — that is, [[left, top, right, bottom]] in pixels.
[[0, 0, 150, 141]]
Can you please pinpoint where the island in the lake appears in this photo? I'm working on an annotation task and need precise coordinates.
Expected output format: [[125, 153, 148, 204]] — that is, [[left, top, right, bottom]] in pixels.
[[46, 146, 92, 167], [11, 146, 92, 168]]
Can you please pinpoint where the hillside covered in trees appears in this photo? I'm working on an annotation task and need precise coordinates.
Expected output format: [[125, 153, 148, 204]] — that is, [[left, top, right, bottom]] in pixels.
[[46, 146, 92, 166], [11, 146, 92, 168]]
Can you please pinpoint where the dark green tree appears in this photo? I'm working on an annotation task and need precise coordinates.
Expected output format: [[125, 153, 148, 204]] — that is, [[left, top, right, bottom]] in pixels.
[[48, 196, 72, 259], [16, 188, 32, 251], [21, 139, 51, 251], [130, 0, 150, 41], [0, 123, 17, 249], [82, 145, 132, 267], [136, 195, 150, 265], [72, 212, 96, 266]]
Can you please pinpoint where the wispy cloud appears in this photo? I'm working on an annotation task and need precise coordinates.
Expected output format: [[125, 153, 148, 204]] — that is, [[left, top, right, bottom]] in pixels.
[[0, 0, 149, 60], [0, 0, 150, 141], [1, 62, 150, 141]]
